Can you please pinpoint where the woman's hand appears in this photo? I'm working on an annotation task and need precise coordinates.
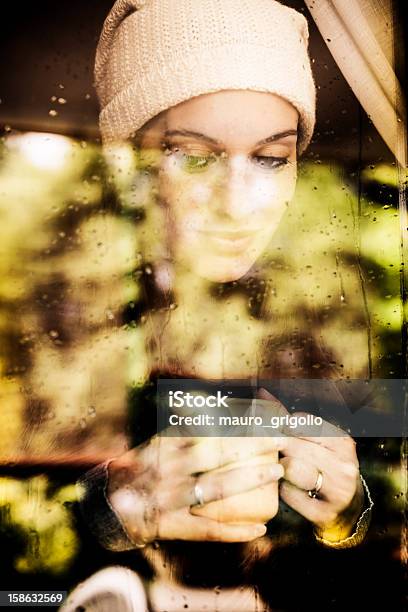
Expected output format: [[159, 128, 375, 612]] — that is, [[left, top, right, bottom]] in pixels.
[[258, 388, 365, 542], [106, 434, 284, 546]]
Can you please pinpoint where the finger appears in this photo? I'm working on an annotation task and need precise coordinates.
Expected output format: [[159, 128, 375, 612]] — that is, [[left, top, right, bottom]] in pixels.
[[278, 436, 334, 466], [255, 389, 290, 419], [280, 456, 323, 493], [255, 391, 324, 438], [280, 461, 360, 512], [257, 390, 357, 457], [159, 507, 267, 542], [286, 412, 357, 457], [161, 462, 284, 511], [279, 480, 336, 526], [191, 462, 284, 506], [257, 387, 284, 404], [185, 436, 284, 474]]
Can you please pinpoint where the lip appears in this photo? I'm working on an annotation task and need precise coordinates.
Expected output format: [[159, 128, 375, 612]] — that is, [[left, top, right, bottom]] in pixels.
[[200, 230, 258, 253]]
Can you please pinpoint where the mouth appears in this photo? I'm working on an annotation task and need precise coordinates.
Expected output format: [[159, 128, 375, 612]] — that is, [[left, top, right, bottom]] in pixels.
[[200, 230, 259, 253]]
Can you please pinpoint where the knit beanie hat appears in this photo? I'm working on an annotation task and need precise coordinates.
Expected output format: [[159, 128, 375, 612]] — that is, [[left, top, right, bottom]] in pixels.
[[95, 0, 316, 152]]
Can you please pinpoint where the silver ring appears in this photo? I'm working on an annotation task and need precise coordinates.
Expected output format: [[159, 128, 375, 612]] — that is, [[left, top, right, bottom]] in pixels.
[[308, 471, 323, 499], [193, 479, 205, 507]]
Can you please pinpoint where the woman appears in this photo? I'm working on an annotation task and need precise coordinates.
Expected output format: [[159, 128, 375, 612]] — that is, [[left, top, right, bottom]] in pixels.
[[64, 1, 373, 610]]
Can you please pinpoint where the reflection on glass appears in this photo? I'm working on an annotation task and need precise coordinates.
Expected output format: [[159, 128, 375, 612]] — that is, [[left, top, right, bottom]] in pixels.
[[0, 125, 404, 575]]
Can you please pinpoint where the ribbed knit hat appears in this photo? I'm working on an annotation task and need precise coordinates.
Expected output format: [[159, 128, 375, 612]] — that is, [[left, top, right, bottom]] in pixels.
[[95, 0, 316, 152]]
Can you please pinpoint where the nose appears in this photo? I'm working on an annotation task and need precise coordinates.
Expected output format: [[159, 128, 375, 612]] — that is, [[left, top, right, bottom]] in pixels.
[[215, 154, 253, 221]]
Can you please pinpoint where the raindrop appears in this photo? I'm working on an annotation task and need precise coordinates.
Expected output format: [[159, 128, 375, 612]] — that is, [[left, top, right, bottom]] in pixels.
[[49, 109, 58, 117]]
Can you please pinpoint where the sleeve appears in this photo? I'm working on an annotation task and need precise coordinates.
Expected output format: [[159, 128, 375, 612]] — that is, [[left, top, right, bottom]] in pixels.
[[314, 473, 374, 549], [76, 461, 137, 552]]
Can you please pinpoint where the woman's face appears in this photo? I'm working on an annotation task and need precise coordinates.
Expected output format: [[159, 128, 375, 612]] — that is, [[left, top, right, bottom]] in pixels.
[[140, 90, 298, 282]]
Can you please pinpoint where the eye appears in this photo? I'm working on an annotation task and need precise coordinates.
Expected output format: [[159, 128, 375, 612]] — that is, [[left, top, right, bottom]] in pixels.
[[252, 156, 289, 170], [182, 153, 217, 173], [162, 143, 218, 174]]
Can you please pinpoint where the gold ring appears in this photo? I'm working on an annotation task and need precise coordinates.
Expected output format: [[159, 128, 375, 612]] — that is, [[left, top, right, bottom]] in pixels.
[[308, 470, 323, 499], [193, 479, 205, 506]]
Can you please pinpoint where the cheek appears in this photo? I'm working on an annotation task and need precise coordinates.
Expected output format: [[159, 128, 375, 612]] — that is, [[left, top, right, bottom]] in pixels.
[[248, 175, 278, 209], [248, 166, 297, 215], [187, 181, 213, 207], [160, 160, 214, 228]]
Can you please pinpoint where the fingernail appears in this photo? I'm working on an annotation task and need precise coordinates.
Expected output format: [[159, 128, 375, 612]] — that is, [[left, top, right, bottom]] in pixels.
[[270, 463, 284, 479], [254, 524, 267, 536], [256, 387, 270, 399]]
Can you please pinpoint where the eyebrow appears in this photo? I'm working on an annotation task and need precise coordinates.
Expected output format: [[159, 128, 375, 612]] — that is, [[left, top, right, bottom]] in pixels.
[[255, 130, 298, 146], [163, 128, 297, 148], [164, 129, 220, 146]]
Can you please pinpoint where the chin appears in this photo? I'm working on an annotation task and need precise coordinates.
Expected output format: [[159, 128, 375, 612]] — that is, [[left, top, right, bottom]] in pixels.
[[194, 259, 254, 283]]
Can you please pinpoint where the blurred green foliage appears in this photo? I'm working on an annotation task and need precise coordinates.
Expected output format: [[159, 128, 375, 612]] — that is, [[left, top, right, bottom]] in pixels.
[[0, 132, 405, 575], [0, 476, 78, 574]]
